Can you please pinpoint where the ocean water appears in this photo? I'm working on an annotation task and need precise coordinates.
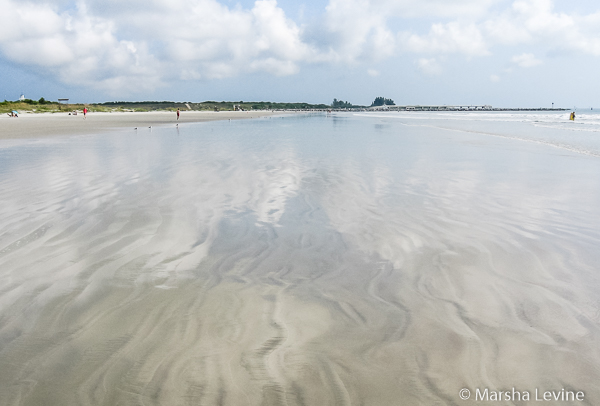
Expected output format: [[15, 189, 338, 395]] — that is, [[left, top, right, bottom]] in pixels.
[[1, 112, 600, 405], [360, 110, 600, 156]]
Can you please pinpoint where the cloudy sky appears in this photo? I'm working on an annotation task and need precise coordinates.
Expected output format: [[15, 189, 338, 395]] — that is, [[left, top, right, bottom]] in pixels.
[[1, 0, 599, 107]]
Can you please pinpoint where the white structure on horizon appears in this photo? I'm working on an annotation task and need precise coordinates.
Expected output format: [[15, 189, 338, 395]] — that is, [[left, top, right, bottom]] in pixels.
[[19, 94, 25, 101]]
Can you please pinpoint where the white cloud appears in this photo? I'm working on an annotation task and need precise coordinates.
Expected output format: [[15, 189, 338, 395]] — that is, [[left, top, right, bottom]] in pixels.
[[0, 0, 314, 94], [401, 22, 489, 56], [0, 1, 161, 94], [367, 69, 380, 77], [484, 0, 600, 56], [323, 0, 396, 62], [512, 52, 542, 67], [417, 58, 442, 75], [321, 0, 501, 62], [161, 0, 314, 78], [249, 58, 299, 76], [327, 0, 600, 63], [2, 0, 600, 96], [326, 0, 501, 21], [490, 74, 500, 82]]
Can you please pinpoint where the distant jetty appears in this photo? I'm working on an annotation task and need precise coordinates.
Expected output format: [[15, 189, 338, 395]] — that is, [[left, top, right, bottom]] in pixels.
[[273, 105, 570, 112], [365, 105, 568, 112], [320, 105, 567, 112]]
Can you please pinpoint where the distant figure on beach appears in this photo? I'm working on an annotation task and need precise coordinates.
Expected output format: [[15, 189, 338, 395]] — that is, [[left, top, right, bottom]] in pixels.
[[177, 108, 180, 120], [83, 107, 88, 119], [570, 111, 575, 121]]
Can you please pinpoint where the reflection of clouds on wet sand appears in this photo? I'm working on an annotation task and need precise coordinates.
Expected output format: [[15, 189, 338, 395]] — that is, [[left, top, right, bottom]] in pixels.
[[1, 116, 600, 405], [317, 132, 600, 402]]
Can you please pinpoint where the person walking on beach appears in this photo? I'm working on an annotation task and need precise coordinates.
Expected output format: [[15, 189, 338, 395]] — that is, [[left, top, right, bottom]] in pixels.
[[83, 107, 88, 119], [570, 111, 575, 121], [177, 108, 180, 120]]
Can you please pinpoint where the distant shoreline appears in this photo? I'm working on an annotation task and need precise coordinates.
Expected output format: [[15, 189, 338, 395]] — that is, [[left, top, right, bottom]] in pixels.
[[2, 99, 574, 116]]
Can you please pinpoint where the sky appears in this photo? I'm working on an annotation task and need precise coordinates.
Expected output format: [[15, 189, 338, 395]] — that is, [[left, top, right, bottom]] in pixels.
[[0, 0, 599, 107]]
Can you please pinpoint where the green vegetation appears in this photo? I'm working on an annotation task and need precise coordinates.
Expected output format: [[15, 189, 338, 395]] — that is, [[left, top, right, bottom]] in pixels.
[[0, 98, 341, 114], [331, 99, 353, 108], [371, 97, 395, 107], [93, 100, 330, 111], [0, 100, 66, 114], [0, 96, 407, 113]]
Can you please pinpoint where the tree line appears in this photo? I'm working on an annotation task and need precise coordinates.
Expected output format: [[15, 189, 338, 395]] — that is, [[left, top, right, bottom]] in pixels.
[[331, 97, 395, 108], [370, 97, 395, 107]]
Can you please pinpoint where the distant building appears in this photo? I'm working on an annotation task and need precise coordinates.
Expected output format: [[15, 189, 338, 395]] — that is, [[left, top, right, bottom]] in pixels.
[[19, 94, 25, 101]]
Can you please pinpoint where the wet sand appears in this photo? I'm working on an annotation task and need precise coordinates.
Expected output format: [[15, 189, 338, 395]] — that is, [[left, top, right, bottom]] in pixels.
[[0, 110, 280, 140], [1, 113, 600, 405]]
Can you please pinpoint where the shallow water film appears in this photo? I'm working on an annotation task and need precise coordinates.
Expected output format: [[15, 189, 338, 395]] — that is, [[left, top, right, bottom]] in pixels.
[[1, 112, 600, 405]]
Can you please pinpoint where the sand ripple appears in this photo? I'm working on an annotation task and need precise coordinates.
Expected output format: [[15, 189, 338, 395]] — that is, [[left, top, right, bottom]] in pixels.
[[1, 115, 600, 405]]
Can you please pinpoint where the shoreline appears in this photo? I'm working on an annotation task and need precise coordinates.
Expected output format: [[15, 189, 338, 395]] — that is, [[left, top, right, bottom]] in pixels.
[[0, 110, 283, 140]]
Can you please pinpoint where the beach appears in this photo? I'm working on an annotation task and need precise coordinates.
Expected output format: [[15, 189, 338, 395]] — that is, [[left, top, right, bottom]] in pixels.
[[0, 110, 279, 140], [1, 111, 600, 405]]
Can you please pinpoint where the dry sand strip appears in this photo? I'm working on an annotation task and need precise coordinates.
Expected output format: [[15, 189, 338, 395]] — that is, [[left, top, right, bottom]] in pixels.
[[0, 110, 282, 140]]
